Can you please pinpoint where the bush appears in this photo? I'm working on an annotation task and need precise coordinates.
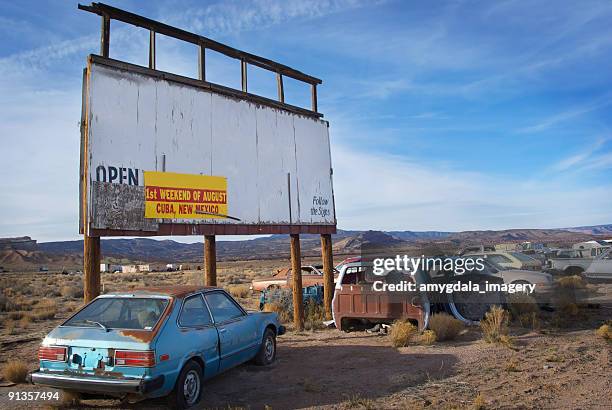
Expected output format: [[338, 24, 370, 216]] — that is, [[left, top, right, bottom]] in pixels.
[[263, 302, 292, 324], [429, 313, 464, 341], [0, 294, 16, 312], [32, 299, 57, 320], [226, 284, 251, 299], [389, 320, 418, 347], [556, 275, 586, 289], [596, 324, 611, 341], [480, 306, 509, 344], [507, 293, 540, 329], [304, 300, 325, 331], [417, 330, 437, 345], [2, 360, 29, 383], [61, 285, 83, 299]]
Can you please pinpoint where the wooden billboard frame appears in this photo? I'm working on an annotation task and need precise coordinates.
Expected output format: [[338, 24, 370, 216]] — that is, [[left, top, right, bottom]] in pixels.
[[78, 3, 336, 329]]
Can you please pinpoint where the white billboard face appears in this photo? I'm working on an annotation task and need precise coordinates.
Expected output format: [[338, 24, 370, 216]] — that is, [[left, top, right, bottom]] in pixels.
[[82, 59, 336, 236]]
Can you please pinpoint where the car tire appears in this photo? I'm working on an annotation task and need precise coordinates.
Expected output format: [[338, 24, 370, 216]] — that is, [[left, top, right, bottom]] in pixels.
[[168, 360, 203, 409], [254, 328, 276, 366]]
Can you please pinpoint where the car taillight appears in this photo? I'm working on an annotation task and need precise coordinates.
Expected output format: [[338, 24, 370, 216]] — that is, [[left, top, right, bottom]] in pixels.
[[38, 346, 67, 362], [114, 350, 155, 367]]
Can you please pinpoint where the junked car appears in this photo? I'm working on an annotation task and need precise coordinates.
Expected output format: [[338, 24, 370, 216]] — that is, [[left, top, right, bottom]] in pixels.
[[251, 265, 335, 292], [463, 250, 542, 271], [583, 247, 612, 282], [29, 286, 285, 408]]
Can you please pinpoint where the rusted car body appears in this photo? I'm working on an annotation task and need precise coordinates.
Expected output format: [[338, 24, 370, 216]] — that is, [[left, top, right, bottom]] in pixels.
[[251, 265, 329, 291], [29, 286, 284, 408], [332, 262, 428, 331]]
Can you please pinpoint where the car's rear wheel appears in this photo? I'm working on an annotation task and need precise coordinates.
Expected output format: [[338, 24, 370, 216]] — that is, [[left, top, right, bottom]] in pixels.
[[254, 328, 276, 365], [169, 360, 203, 409]]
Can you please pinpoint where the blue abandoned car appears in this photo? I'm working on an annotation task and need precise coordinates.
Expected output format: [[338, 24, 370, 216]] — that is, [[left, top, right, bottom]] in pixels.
[[29, 286, 285, 408]]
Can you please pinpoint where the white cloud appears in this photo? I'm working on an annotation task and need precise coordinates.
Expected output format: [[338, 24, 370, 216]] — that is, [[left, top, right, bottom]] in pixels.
[[332, 143, 612, 231]]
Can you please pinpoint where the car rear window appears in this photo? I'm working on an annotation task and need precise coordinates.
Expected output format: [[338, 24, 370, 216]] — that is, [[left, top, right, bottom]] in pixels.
[[64, 297, 169, 330]]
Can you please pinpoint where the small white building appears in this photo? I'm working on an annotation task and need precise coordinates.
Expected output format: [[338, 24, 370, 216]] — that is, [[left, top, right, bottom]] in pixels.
[[121, 265, 138, 273]]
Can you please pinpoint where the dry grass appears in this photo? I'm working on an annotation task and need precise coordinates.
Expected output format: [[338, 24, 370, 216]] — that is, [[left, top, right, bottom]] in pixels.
[[263, 302, 292, 324], [389, 320, 418, 347], [507, 293, 540, 329], [2, 360, 29, 383], [596, 324, 611, 341], [417, 330, 437, 345], [480, 306, 509, 344], [304, 301, 325, 331], [428, 313, 464, 341], [61, 285, 83, 299], [556, 275, 586, 289], [472, 393, 486, 410], [226, 284, 251, 299], [30, 299, 57, 320], [19, 314, 32, 328]]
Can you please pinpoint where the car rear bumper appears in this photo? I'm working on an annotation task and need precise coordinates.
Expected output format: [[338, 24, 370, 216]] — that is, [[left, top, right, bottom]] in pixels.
[[28, 370, 164, 395]]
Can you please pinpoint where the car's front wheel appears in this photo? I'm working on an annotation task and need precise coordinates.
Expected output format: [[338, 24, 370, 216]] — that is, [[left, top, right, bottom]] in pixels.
[[254, 328, 276, 365], [169, 360, 203, 409]]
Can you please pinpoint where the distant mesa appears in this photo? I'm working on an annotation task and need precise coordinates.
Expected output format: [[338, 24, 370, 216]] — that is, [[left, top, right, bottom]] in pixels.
[[0, 236, 37, 251]]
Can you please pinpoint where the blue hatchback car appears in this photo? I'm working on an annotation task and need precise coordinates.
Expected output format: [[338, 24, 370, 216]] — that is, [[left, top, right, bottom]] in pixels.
[[29, 286, 285, 408]]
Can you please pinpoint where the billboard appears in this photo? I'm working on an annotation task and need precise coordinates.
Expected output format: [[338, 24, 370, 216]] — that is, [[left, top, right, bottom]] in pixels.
[[81, 56, 336, 236]]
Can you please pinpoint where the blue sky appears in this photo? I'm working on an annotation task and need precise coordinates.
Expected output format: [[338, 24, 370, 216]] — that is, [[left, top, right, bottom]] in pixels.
[[1, 0, 611, 242]]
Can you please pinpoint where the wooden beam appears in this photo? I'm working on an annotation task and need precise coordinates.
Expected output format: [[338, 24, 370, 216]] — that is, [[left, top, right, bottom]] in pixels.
[[100, 14, 110, 57], [241, 59, 248, 92], [79, 2, 322, 85], [321, 234, 334, 321], [311, 83, 318, 113], [290, 234, 304, 331], [204, 235, 217, 286], [198, 44, 206, 81], [148, 30, 155, 69], [83, 235, 101, 303], [277, 73, 284, 103]]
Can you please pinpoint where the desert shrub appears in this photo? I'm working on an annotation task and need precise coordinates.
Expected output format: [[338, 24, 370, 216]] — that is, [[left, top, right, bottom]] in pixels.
[[226, 284, 251, 299], [596, 324, 611, 341], [263, 302, 292, 324], [473, 393, 486, 410], [480, 306, 509, 344], [61, 391, 81, 406], [304, 300, 325, 331], [8, 311, 24, 320], [2, 360, 29, 383], [31, 299, 57, 320], [5, 319, 16, 335], [507, 293, 540, 329], [61, 285, 83, 299], [429, 313, 464, 341], [19, 314, 32, 327], [0, 294, 16, 312], [556, 275, 586, 289], [389, 320, 418, 347], [417, 330, 437, 345]]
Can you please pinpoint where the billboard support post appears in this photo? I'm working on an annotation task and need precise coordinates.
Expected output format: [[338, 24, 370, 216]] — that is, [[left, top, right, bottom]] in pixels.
[[321, 233, 334, 320], [83, 235, 100, 302], [291, 234, 304, 331], [205, 235, 217, 286]]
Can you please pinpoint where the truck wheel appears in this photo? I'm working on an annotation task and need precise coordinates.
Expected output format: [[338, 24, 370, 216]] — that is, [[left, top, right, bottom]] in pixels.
[[565, 267, 584, 276], [168, 360, 203, 409], [254, 328, 276, 366]]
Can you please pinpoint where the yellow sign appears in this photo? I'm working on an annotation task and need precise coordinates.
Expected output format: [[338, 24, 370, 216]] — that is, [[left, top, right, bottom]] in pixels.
[[144, 171, 228, 219]]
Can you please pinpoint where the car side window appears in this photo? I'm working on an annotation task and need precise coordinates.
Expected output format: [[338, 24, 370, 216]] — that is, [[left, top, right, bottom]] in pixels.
[[179, 295, 212, 327], [205, 292, 244, 323], [487, 254, 512, 264]]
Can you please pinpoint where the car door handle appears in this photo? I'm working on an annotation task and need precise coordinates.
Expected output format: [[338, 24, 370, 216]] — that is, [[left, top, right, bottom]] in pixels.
[[219, 328, 227, 333]]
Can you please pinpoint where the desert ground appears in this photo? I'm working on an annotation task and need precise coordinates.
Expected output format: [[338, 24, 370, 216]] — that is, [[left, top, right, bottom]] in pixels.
[[0, 259, 610, 409]]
